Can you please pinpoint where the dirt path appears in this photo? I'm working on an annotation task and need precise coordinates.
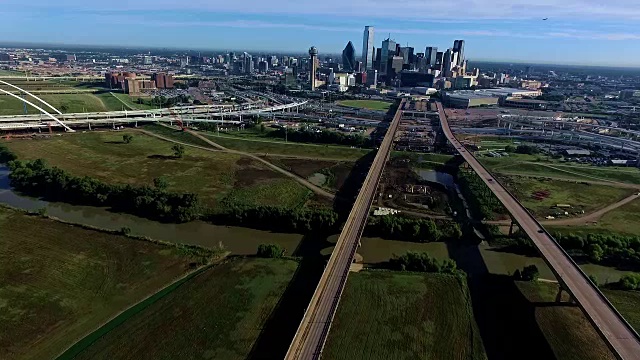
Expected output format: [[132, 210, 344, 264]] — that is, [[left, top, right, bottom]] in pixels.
[[486, 193, 640, 226], [141, 126, 337, 200]]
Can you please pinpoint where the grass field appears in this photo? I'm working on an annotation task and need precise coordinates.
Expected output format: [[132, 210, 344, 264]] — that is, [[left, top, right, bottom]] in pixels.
[[73, 258, 298, 360], [0, 93, 109, 115], [202, 132, 369, 160], [111, 92, 156, 110], [502, 175, 633, 218], [0, 206, 199, 360], [337, 99, 392, 111], [323, 271, 486, 360], [93, 91, 129, 111], [515, 281, 616, 360], [3, 131, 311, 209], [548, 198, 640, 237], [603, 289, 640, 333]]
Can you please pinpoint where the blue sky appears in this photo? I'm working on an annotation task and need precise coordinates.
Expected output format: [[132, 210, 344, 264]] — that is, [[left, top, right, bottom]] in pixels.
[[1, 0, 639, 66]]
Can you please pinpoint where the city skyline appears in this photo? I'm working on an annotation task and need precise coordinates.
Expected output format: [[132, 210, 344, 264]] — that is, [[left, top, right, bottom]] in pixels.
[[1, 1, 640, 67]]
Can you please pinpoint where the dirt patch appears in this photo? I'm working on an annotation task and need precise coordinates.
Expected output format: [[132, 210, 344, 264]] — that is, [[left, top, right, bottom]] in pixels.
[[234, 158, 284, 186]]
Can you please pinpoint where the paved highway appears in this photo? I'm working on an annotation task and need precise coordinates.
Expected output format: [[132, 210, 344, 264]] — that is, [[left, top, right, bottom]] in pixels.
[[437, 101, 640, 360], [285, 99, 406, 360]]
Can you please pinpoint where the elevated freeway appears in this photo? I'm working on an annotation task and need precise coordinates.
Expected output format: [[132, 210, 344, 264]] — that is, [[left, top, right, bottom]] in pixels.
[[285, 99, 406, 360], [437, 101, 640, 360]]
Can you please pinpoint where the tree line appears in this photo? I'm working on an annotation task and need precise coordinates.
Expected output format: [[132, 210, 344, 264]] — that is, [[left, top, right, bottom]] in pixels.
[[457, 170, 506, 220], [267, 128, 374, 148], [8, 159, 199, 223], [0, 144, 17, 163], [205, 205, 340, 233], [553, 232, 640, 269], [388, 251, 459, 274], [365, 215, 463, 242]]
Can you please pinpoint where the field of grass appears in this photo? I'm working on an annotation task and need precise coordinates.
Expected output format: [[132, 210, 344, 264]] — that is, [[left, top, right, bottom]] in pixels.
[[111, 92, 156, 110], [515, 281, 616, 360], [0, 93, 109, 115], [603, 289, 640, 333], [202, 132, 369, 160], [547, 198, 640, 237], [223, 178, 312, 208], [323, 271, 486, 360], [502, 175, 634, 218], [93, 92, 131, 111], [337, 99, 392, 111], [0, 206, 198, 360], [0, 69, 24, 76], [73, 258, 298, 360], [3, 131, 310, 209]]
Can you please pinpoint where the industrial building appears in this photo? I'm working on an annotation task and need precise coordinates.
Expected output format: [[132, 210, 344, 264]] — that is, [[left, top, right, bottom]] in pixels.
[[445, 92, 499, 108]]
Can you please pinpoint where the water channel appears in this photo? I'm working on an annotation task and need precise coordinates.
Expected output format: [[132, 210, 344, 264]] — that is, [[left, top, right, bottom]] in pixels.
[[0, 165, 631, 281]]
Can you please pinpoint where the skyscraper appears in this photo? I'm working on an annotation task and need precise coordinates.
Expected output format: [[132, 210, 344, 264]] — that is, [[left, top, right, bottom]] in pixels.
[[309, 46, 318, 91], [425, 47, 438, 66], [361, 26, 374, 71], [342, 41, 356, 72], [243, 52, 253, 74], [453, 40, 465, 66], [399, 47, 414, 65], [443, 48, 454, 77], [380, 38, 396, 75]]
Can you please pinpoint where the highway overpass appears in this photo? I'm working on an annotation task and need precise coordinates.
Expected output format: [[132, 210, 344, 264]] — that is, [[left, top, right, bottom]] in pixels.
[[285, 99, 406, 360], [437, 101, 640, 360]]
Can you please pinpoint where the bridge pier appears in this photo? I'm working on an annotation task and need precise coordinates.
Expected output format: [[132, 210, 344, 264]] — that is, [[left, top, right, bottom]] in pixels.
[[508, 220, 518, 237]]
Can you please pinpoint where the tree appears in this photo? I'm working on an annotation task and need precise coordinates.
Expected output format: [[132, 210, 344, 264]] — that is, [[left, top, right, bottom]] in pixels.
[[60, 105, 69, 113], [122, 134, 134, 144], [504, 145, 516, 153], [260, 123, 266, 133], [586, 243, 604, 263], [257, 244, 285, 258], [172, 144, 185, 158], [521, 265, 539, 281], [153, 177, 169, 190]]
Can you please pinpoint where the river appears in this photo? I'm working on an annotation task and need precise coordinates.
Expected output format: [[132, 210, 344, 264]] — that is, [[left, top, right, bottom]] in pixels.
[[0, 165, 632, 281]]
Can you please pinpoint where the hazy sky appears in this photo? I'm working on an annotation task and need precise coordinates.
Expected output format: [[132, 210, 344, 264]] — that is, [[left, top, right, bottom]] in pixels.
[[1, 0, 639, 66]]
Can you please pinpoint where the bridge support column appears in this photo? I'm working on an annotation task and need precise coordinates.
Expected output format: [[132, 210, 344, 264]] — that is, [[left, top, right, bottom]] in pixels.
[[508, 220, 518, 237]]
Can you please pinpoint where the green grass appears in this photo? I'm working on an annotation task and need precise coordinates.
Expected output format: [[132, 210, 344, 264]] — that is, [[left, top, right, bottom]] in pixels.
[[323, 271, 486, 360], [548, 198, 640, 237], [223, 178, 312, 208], [0, 93, 109, 114], [111, 92, 156, 110], [603, 289, 640, 333], [144, 124, 218, 148], [337, 99, 392, 111], [202, 132, 369, 160], [93, 92, 131, 111], [502, 176, 634, 218], [0, 206, 197, 360], [73, 258, 298, 360], [0, 69, 23, 76], [3, 131, 310, 209], [515, 281, 616, 360]]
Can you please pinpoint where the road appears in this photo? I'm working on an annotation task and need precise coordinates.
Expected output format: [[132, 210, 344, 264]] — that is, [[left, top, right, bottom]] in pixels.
[[285, 99, 405, 360], [437, 101, 640, 360]]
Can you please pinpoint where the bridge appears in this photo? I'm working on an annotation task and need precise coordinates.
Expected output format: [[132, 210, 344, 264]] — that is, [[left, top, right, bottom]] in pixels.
[[437, 101, 640, 360], [285, 99, 406, 359]]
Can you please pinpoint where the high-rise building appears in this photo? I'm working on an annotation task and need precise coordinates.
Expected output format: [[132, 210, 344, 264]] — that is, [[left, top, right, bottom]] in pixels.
[[152, 73, 174, 89], [309, 46, 318, 91], [361, 26, 374, 71], [342, 41, 356, 72], [399, 47, 414, 65], [258, 61, 269, 73], [380, 38, 396, 75], [366, 69, 378, 87], [425, 47, 438, 66], [443, 48, 454, 77], [143, 56, 152, 65], [453, 40, 465, 66], [243, 52, 253, 74]]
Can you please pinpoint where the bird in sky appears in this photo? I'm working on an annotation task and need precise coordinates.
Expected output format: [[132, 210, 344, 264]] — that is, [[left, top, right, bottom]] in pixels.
[[543, 18, 549, 20]]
